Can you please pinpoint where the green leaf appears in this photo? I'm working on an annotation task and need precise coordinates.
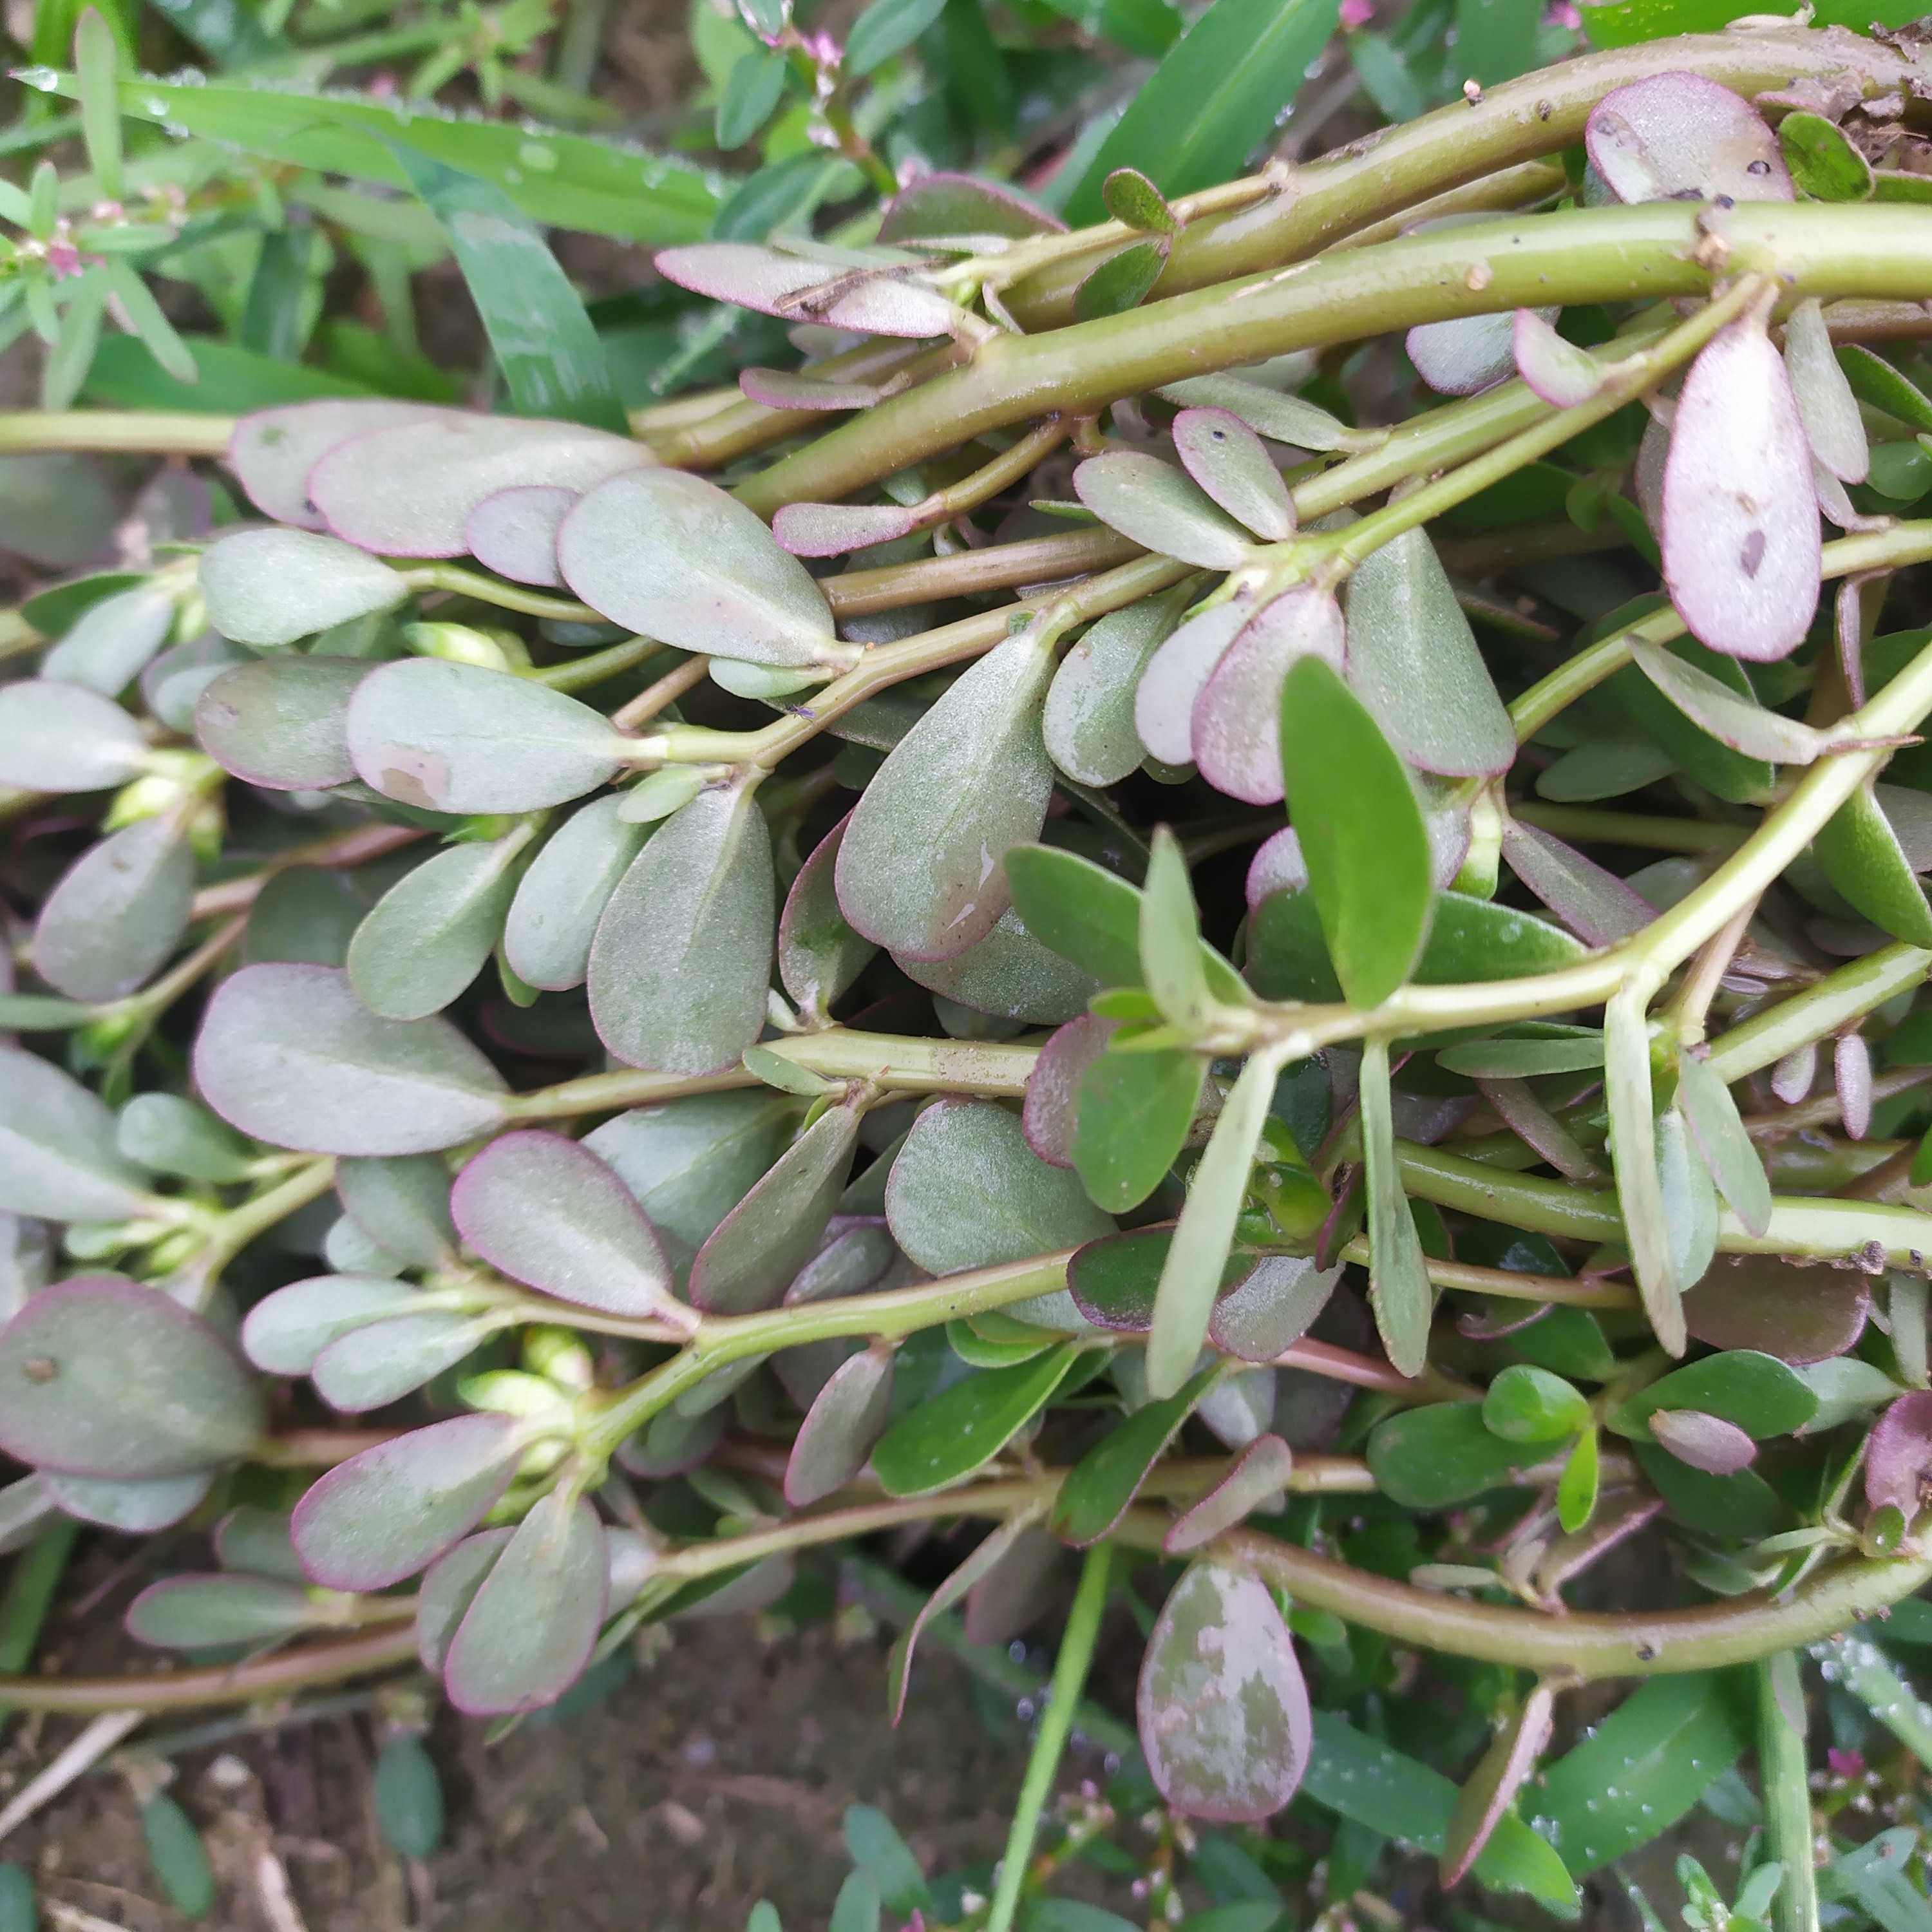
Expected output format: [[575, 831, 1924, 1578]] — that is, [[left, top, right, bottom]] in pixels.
[[1557, 1426, 1598, 1533], [142, 1795, 216, 1920], [1608, 1350, 1818, 1442], [1634, 1441, 1786, 1539], [1303, 1714, 1579, 1916], [1072, 1048, 1203, 1213], [85, 334, 373, 411], [1839, 345, 1932, 435], [1141, 827, 1213, 1036], [1779, 109, 1873, 202], [33, 817, 193, 1005], [1051, 1364, 1218, 1544], [1359, 1037, 1432, 1378], [842, 1806, 930, 1918], [387, 144, 625, 434], [1277, 656, 1434, 1009], [0, 1045, 153, 1224], [1365, 1403, 1542, 1509], [871, 1345, 1084, 1496], [347, 833, 527, 1023], [1672, 1051, 1773, 1237], [1005, 844, 1248, 1001], [75, 10, 124, 200], [202, 529, 408, 652], [53, 75, 720, 244], [1250, 890, 1586, 1004], [844, 0, 949, 74], [1529, 1674, 1752, 1875], [1814, 783, 1932, 947], [373, 1736, 445, 1859], [1343, 527, 1515, 779], [1581, 0, 1926, 45], [1146, 1050, 1277, 1399], [1102, 167, 1179, 234], [1063, 0, 1340, 222], [834, 629, 1056, 960], [1454, 0, 1540, 85], [1605, 989, 1683, 1356], [717, 47, 790, 148], [589, 780, 775, 1077], [1482, 1365, 1589, 1443]]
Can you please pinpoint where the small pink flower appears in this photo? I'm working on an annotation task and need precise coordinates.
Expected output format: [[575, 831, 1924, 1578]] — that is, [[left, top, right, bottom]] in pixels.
[[1339, 0, 1373, 27], [808, 28, 838, 64], [368, 71, 398, 97], [1545, 1, 1581, 25], [1828, 1748, 1866, 1779], [46, 238, 83, 279]]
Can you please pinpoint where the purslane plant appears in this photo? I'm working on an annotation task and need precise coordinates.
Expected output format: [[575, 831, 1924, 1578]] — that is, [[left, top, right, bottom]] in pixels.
[[14, 13, 1932, 1924]]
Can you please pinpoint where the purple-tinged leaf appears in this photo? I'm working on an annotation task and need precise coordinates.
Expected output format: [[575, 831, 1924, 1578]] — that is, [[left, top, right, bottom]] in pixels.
[[1045, 597, 1178, 788], [1053, 1363, 1218, 1546], [292, 1412, 527, 1591], [1343, 527, 1515, 778], [33, 817, 193, 1004], [346, 658, 624, 815], [784, 1343, 895, 1507], [1650, 1407, 1757, 1475], [899, 906, 1102, 1026], [242, 1274, 425, 1375], [0, 679, 148, 794], [1660, 312, 1819, 663], [822, 278, 960, 339], [312, 1311, 497, 1412], [1770, 1041, 1817, 1105], [346, 833, 527, 1023], [589, 779, 775, 1074], [1586, 73, 1791, 205], [1192, 586, 1346, 804], [1511, 311, 1603, 409], [310, 414, 650, 558], [1138, 1561, 1311, 1822], [1673, 1051, 1772, 1236], [1171, 409, 1294, 542], [504, 797, 649, 994], [442, 1489, 606, 1716], [195, 965, 509, 1155], [835, 628, 1055, 961], [963, 1524, 1063, 1645], [1866, 1390, 1932, 1519], [1836, 1030, 1874, 1140], [466, 485, 574, 588], [1501, 820, 1653, 945], [1605, 990, 1685, 1356], [1683, 1258, 1868, 1365], [1784, 298, 1869, 484], [200, 530, 408, 651], [0, 1276, 264, 1479], [1163, 1436, 1295, 1554], [126, 1574, 326, 1651], [1208, 1255, 1340, 1363], [42, 583, 177, 696], [1627, 638, 1826, 764], [195, 657, 368, 791], [1156, 374, 1368, 454], [42, 1469, 211, 1532], [453, 1130, 676, 1316], [886, 1508, 1048, 1723], [876, 173, 1064, 244], [1134, 600, 1250, 766], [1479, 1077, 1602, 1183], [1245, 826, 1307, 908], [737, 368, 884, 411], [417, 1528, 513, 1674], [772, 500, 923, 558], [654, 242, 835, 314], [1408, 310, 1532, 398], [1072, 452, 1255, 571], [0, 1047, 151, 1224], [227, 399, 444, 529], [1023, 1015, 1117, 1169], [690, 1102, 859, 1314], [559, 467, 840, 670], [779, 812, 878, 1027], [1440, 1681, 1555, 1889]]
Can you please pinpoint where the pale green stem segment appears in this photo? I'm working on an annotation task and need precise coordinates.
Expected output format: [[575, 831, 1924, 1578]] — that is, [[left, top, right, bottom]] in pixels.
[[1756, 1653, 1821, 1932], [739, 202, 1932, 514], [984, 1543, 1113, 1932]]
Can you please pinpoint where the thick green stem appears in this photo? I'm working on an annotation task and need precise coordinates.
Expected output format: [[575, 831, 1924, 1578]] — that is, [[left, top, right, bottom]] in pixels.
[[998, 30, 1927, 328], [985, 1543, 1112, 1932], [1757, 1654, 1821, 1932], [737, 202, 1932, 515]]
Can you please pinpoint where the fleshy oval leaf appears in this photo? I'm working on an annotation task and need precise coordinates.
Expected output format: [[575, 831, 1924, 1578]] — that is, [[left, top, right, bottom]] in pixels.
[[1072, 451, 1255, 571], [1660, 312, 1820, 663], [1044, 598, 1178, 787], [193, 963, 510, 1155], [1171, 408, 1294, 542], [558, 468, 839, 668], [0, 1046, 152, 1223], [241, 1273, 426, 1376], [227, 399, 445, 529], [504, 797, 649, 994], [0, 1277, 265, 1479], [1137, 1560, 1311, 1822], [199, 529, 409, 650], [451, 1129, 676, 1316], [466, 484, 574, 588], [194, 656, 368, 791], [1192, 586, 1347, 804], [1163, 1436, 1296, 1554], [1586, 72, 1792, 206], [784, 1344, 896, 1507], [32, 817, 193, 1004], [126, 1573, 325, 1651], [345, 658, 623, 814], [0, 679, 148, 794], [346, 836, 525, 1022]]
